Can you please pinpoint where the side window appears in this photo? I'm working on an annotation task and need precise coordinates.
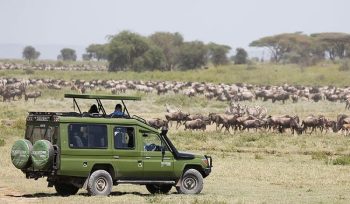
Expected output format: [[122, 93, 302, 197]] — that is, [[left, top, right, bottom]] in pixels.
[[114, 127, 135, 149], [143, 134, 163, 151], [68, 124, 107, 148]]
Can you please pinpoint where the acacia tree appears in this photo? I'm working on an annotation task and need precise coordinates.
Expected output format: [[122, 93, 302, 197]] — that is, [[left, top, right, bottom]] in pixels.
[[311, 32, 350, 61], [249, 33, 307, 63], [59, 48, 77, 61], [208, 43, 231, 66], [149, 32, 183, 71], [22, 46, 40, 62], [250, 33, 319, 64]]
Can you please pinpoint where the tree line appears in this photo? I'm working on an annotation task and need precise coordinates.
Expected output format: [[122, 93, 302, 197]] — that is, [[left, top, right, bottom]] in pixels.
[[84, 31, 245, 71], [250, 32, 350, 65], [22, 31, 247, 71], [21, 31, 350, 71]]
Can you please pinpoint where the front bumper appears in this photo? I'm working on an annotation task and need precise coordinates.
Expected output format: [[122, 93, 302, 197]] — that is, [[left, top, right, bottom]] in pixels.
[[204, 155, 213, 176], [204, 167, 212, 176]]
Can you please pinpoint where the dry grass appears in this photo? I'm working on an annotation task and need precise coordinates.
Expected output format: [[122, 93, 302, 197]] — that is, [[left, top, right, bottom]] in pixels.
[[1, 86, 350, 203]]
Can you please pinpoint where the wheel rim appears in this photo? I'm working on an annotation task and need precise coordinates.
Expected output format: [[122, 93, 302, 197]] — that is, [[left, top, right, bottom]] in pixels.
[[183, 176, 197, 190], [95, 177, 107, 192]]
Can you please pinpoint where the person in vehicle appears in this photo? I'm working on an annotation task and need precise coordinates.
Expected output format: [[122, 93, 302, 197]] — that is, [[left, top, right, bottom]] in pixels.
[[110, 104, 125, 118], [88, 104, 99, 114]]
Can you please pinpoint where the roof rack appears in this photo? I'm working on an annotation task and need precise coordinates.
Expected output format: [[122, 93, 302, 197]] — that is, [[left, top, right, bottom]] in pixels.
[[64, 94, 141, 101], [132, 115, 148, 125], [29, 112, 81, 117], [64, 93, 141, 118]]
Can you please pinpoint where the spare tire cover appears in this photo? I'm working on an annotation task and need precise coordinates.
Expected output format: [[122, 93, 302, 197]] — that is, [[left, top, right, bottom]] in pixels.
[[31, 140, 54, 170], [11, 139, 33, 169]]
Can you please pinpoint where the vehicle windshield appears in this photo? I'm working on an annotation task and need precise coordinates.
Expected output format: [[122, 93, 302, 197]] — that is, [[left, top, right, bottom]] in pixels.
[[25, 124, 58, 143]]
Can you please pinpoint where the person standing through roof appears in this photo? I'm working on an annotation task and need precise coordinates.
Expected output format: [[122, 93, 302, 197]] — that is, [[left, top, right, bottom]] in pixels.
[[88, 104, 99, 114], [110, 104, 125, 118]]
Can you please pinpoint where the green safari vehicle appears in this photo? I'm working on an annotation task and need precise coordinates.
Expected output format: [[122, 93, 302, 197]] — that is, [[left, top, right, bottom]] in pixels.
[[10, 94, 212, 196]]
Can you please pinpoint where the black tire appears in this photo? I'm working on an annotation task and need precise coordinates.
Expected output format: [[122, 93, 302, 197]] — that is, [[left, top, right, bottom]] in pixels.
[[146, 184, 172, 194], [176, 169, 203, 194], [87, 170, 113, 196], [54, 183, 79, 196]]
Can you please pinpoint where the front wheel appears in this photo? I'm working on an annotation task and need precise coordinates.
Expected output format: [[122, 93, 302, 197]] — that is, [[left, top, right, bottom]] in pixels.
[[146, 184, 172, 194], [176, 169, 203, 194], [87, 170, 113, 196], [54, 183, 79, 196]]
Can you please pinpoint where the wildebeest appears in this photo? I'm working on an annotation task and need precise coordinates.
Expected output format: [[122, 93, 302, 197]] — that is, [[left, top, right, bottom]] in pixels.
[[24, 91, 41, 102], [241, 119, 263, 132], [165, 111, 190, 129], [148, 118, 168, 129], [341, 124, 350, 136], [345, 97, 350, 110], [184, 119, 207, 131], [302, 115, 326, 134], [209, 113, 236, 132], [272, 91, 290, 104]]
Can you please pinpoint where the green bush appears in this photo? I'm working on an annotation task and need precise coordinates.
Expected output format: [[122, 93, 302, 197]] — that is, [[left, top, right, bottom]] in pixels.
[[332, 156, 350, 165]]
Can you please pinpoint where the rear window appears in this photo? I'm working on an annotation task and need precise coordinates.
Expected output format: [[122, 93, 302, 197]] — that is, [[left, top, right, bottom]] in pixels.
[[25, 124, 58, 143], [68, 124, 107, 149]]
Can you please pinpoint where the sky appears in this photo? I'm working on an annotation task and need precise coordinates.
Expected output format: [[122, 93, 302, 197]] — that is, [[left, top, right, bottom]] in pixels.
[[0, 0, 349, 59]]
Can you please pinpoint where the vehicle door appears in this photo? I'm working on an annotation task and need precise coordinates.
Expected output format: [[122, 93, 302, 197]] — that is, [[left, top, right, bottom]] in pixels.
[[142, 132, 175, 180], [111, 126, 143, 180]]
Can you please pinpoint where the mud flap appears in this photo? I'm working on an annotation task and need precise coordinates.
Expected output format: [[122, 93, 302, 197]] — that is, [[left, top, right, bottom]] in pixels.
[[83, 174, 90, 190], [175, 178, 182, 187]]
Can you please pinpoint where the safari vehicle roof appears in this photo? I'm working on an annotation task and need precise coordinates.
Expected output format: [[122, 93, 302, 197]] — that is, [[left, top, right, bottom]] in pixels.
[[27, 93, 158, 132], [64, 93, 141, 117], [64, 94, 141, 101]]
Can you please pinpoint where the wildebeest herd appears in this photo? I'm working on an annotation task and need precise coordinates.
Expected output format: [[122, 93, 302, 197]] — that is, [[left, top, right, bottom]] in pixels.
[[147, 103, 350, 136], [2, 77, 350, 106], [0, 62, 106, 71], [1, 77, 350, 136]]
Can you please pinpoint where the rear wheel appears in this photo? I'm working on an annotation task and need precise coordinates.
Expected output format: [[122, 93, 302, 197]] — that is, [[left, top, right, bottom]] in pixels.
[[87, 170, 113, 196], [54, 183, 79, 196], [146, 184, 172, 194], [176, 169, 203, 194]]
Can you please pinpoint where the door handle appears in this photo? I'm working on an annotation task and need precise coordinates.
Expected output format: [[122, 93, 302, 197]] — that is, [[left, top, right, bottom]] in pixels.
[[113, 156, 119, 159], [145, 156, 151, 159]]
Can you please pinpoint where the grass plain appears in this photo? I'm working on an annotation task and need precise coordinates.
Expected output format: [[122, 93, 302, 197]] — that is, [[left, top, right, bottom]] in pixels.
[[1, 65, 350, 203], [0, 61, 349, 86]]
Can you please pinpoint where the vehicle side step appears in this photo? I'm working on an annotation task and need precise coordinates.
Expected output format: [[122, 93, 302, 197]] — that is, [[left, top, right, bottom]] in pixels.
[[116, 180, 175, 185]]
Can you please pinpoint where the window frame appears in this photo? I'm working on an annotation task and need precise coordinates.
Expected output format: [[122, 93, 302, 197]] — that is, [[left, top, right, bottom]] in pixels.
[[142, 133, 169, 152], [113, 126, 136, 150]]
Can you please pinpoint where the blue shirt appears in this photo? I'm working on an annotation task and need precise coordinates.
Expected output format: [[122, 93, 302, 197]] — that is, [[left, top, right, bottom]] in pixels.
[[110, 110, 124, 117]]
